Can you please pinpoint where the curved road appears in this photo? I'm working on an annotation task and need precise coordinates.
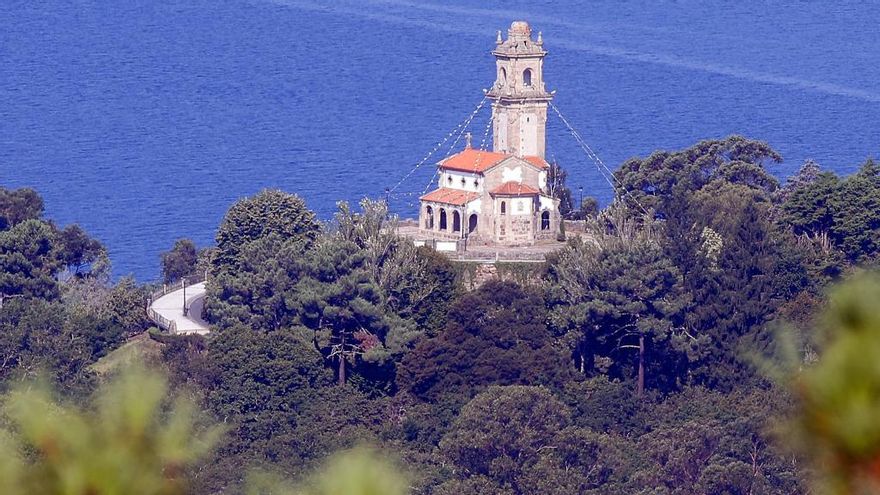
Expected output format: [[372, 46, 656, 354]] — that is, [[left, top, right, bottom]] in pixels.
[[149, 282, 210, 334]]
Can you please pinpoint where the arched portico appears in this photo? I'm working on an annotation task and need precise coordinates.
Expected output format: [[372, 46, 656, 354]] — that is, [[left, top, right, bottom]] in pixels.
[[425, 205, 434, 229], [541, 210, 550, 231]]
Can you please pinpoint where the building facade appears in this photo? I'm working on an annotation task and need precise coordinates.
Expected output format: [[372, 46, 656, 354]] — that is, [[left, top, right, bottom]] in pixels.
[[419, 20, 561, 246]]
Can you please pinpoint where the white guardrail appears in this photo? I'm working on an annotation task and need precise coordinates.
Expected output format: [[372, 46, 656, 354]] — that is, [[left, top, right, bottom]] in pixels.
[[145, 273, 207, 333]]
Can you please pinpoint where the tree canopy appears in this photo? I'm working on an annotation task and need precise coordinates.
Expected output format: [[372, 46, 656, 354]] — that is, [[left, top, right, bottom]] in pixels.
[[8, 135, 880, 494], [398, 280, 572, 403], [214, 189, 320, 268]]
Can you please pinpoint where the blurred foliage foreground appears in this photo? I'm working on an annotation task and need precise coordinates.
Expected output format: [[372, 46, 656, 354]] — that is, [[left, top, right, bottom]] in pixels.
[[7, 276, 880, 494], [0, 365, 407, 495], [786, 274, 880, 495]]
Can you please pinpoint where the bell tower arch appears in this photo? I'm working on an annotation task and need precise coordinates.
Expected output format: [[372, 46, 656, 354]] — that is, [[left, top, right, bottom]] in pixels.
[[487, 21, 553, 159]]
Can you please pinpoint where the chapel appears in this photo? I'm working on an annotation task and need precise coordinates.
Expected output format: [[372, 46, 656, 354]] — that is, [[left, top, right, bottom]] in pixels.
[[419, 21, 561, 246]]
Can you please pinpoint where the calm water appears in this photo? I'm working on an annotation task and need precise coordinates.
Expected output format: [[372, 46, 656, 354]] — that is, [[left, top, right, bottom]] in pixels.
[[2, 0, 879, 280]]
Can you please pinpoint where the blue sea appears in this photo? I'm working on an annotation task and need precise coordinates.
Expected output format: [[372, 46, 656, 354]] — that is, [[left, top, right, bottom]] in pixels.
[[2, 0, 879, 280]]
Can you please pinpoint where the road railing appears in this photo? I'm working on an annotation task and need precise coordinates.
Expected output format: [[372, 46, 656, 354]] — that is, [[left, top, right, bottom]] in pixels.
[[146, 272, 208, 332]]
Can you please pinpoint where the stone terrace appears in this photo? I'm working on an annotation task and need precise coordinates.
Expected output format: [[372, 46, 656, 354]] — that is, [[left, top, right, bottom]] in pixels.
[[397, 219, 589, 262]]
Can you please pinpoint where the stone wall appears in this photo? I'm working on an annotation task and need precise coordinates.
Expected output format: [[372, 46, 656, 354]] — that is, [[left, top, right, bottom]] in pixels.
[[457, 261, 546, 290]]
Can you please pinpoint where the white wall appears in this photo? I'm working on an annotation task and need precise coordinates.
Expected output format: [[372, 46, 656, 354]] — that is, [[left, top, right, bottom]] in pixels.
[[511, 197, 533, 215], [539, 195, 555, 211], [520, 112, 537, 156], [501, 165, 523, 183], [436, 241, 458, 252], [496, 111, 508, 153], [439, 171, 482, 192]]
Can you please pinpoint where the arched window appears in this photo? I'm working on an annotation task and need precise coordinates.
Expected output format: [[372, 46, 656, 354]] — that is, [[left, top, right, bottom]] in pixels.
[[461, 177, 467, 188], [452, 211, 461, 233], [500, 67, 507, 85], [447, 176, 453, 185], [523, 68, 533, 87], [425, 205, 434, 229], [439, 209, 448, 230], [468, 214, 478, 234], [541, 210, 551, 231], [500, 201, 506, 215]]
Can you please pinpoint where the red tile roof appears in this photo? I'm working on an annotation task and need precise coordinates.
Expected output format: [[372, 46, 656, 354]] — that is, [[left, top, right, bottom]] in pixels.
[[523, 155, 550, 170], [420, 188, 480, 206], [438, 149, 551, 173], [491, 181, 542, 196], [439, 148, 508, 173]]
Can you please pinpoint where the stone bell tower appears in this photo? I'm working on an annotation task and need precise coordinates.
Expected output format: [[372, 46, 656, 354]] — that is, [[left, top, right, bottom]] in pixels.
[[487, 21, 553, 159]]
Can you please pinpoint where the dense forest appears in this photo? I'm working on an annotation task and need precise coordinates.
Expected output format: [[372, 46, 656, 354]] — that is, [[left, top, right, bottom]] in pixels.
[[2, 135, 880, 493]]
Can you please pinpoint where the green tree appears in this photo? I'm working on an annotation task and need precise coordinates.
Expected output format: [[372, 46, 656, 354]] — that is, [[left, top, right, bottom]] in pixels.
[[206, 190, 320, 329], [290, 236, 392, 386], [578, 196, 600, 218], [646, 178, 795, 390], [334, 199, 458, 334], [829, 160, 880, 262], [206, 235, 303, 330], [61, 276, 151, 345], [779, 159, 880, 264], [386, 246, 458, 335], [0, 293, 142, 392], [214, 189, 320, 268], [546, 215, 694, 395], [608, 138, 792, 390], [780, 171, 840, 238], [162, 238, 200, 284], [0, 187, 43, 230], [196, 327, 387, 491], [546, 161, 576, 219], [0, 219, 62, 306], [624, 386, 802, 494], [205, 327, 332, 434], [206, 198, 451, 389], [197, 326, 332, 490], [438, 386, 615, 495], [614, 135, 781, 217], [397, 281, 572, 403], [58, 224, 106, 277], [778, 159, 822, 203], [103, 277, 152, 334]]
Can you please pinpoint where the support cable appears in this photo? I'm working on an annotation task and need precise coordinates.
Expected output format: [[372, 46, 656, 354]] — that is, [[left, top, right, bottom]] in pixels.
[[421, 95, 489, 196], [549, 101, 651, 216], [468, 110, 496, 176], [388, 95, 488, 195]]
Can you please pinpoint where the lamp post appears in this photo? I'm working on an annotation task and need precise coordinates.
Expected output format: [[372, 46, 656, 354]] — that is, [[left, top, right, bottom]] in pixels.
[[182, 278, 188, 317], [578, 186, 584, 217]]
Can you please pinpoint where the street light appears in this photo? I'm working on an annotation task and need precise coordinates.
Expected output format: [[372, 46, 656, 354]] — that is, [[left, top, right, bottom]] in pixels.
[[182, 278, 188, 317], [578, 186, 584, 217]]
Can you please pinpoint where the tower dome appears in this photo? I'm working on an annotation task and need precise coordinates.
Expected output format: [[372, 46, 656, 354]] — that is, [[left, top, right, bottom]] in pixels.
[[509, 20, 531, 38]]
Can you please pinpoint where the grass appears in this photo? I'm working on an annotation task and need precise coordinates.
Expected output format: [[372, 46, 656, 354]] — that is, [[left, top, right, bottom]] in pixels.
[[89, 331, 166, 376]]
